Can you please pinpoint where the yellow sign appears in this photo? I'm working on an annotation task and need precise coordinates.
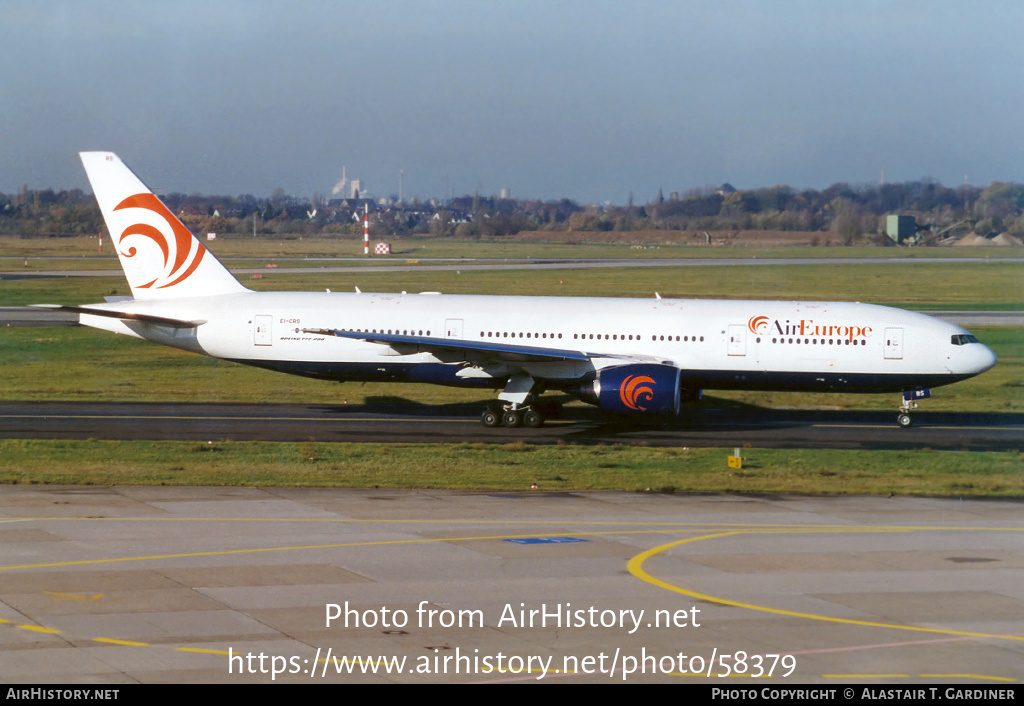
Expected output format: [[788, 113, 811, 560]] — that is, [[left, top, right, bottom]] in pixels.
[[728, 456, 742, 469]]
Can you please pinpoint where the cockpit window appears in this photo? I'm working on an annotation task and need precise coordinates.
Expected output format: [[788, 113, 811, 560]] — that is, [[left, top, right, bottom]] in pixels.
[[951, 334, 980, 346]]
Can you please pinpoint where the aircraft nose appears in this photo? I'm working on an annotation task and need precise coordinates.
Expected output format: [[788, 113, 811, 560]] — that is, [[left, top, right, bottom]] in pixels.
[[968, 344, 997, 374], [958, 342, 999, 375]]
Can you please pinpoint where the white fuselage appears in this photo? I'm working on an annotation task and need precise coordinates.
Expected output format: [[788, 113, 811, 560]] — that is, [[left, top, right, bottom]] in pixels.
[[79, 291, 997, 395]]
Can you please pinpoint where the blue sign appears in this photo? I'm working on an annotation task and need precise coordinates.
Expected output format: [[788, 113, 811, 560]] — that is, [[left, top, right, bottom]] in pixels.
[[903, 389, 931, 401], [504, 537, 589, 545]]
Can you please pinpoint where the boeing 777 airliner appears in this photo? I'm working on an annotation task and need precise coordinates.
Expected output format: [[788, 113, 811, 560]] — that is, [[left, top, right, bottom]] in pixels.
[[36, 152, 997, 428]]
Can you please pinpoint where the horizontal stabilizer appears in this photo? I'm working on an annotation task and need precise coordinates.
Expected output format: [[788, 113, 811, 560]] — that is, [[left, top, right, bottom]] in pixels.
[[32, 304, 206, 328]]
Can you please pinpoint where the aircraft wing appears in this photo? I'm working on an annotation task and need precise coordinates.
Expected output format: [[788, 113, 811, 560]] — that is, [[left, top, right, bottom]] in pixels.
[[32, 304, 206, 328], [304, 328, 671, 365]]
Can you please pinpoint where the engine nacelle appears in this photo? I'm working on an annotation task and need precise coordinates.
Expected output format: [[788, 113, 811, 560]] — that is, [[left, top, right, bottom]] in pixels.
[[574, 364, 684, 415]]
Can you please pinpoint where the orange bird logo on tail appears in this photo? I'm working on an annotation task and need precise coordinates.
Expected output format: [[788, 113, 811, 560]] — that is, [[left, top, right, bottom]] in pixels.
[[113, 193, 207, 289]]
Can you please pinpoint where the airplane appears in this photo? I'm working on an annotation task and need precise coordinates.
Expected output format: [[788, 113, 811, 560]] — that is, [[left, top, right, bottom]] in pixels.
[[36, 152, 997, 430]]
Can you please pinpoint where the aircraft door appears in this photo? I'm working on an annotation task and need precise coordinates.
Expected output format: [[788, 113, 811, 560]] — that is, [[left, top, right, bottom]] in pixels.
[[884, 327, 903, 360], [254, 315, 273, 346], [727, 324, 746, 356], [445, 318, 464, 339]]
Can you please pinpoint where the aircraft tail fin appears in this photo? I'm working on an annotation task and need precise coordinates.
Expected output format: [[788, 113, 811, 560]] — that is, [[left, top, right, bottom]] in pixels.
[[80, 152, 248, 300]]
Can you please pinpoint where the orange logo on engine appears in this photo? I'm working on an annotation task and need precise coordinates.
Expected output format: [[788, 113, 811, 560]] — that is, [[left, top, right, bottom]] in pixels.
[[113, 193, 206, 288], [748, 315, 769, 335], [619, 375, 656, 411]]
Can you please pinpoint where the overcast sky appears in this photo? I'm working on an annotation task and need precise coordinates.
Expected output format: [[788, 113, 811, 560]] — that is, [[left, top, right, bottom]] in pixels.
[[2, 1, 1022, 203]]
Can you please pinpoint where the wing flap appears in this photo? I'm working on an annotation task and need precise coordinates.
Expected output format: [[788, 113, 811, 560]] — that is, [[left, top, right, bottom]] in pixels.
[[303, 328, 594, 362]]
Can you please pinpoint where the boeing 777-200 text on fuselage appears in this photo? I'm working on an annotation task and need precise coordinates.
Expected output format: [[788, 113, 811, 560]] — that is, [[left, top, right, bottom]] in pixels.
[[36, 152, 997, 429]]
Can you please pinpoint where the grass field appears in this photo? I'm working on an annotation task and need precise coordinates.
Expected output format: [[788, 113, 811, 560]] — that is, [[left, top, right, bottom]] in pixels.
[[3, 233, 1023, 265], [0, 440, 1020, 496], [2, 260, 1022, 310]]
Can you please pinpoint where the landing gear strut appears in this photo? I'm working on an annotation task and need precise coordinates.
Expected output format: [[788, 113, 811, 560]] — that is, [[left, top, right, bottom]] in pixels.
[[897, 389, 930, 428], [897, 398, 917, 428], [480, 371, 548, 428]]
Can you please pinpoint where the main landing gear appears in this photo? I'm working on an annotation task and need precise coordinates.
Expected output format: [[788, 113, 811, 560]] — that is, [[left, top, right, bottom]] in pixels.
[[481, 405, 545, 428], [480, 370, 548, 429]]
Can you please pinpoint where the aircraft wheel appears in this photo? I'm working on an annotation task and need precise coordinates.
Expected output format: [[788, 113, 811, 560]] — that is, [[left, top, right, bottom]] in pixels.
[[522, 410, 544, 428], [897, 413, 913, 428], [502, 409, 522, 427], [481, 409, 501, 428]]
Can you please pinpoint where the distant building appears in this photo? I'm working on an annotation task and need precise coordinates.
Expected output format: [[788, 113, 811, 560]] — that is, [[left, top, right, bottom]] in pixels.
[[886, 215, 917, 244]]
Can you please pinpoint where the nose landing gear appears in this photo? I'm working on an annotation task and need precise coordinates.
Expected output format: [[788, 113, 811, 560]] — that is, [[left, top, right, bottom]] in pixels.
[[897, 389, 930, 428]]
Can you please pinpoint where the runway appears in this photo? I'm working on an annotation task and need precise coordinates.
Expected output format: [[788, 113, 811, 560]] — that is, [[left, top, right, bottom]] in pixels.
[[1, 487, 1021, 683], [4, 255, 1024, 281], [1, 401, 1020, 451]]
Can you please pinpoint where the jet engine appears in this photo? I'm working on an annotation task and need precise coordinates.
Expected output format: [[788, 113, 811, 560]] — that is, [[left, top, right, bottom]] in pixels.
[[571, 364, 687, 415]]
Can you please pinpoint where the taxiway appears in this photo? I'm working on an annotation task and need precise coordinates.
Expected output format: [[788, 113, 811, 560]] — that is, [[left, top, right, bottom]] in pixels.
[[1, 487, 1021, 683]]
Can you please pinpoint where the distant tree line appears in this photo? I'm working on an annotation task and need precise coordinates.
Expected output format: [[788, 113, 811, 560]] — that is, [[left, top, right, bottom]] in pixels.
[[2, 179, 1022, 242]]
